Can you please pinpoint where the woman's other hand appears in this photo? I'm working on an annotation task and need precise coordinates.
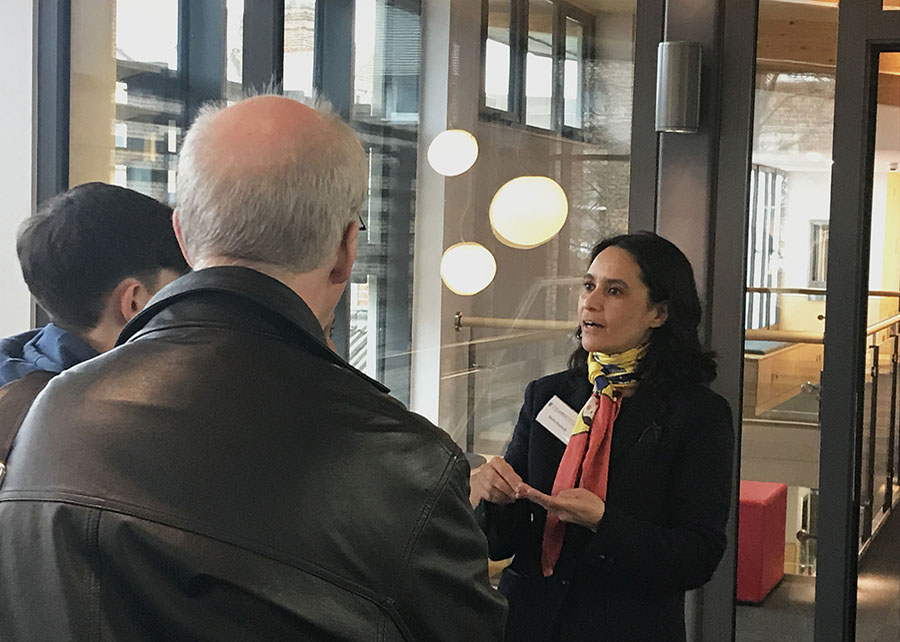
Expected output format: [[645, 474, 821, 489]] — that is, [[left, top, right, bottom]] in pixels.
[[519, 487, 606, 532], [469, 457, 525, 508]]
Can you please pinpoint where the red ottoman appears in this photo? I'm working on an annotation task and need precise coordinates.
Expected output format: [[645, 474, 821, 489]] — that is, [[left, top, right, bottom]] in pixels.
[[737, 480, 787, 603]]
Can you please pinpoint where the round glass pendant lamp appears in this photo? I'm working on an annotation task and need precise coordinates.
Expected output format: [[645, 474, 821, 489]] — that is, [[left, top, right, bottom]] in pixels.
[[489, 176, 568, 249], [440, 242, 497, 295], [427, 129, 479, 177]]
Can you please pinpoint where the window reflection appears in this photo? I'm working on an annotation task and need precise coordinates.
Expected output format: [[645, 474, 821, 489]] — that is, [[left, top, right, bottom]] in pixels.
[[563, 17, 583, 129], [70, 0, 184, 204], [283, 0, 316, 98], [485, 0, 513, 112], [525, 0, 554, 129], [115, 0, 178, 70], [354, 0, 419, 122], [349, 0, 421, 405], [226, 0, 245, 102]]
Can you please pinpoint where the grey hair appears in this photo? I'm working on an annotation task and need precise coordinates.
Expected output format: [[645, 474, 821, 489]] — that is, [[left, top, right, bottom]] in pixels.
[[176, 94, 367, 272]]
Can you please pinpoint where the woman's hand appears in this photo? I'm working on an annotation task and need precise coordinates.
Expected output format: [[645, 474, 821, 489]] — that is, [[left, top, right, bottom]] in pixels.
[[519, 487, 606, 532], [469, 457, 525, 508]]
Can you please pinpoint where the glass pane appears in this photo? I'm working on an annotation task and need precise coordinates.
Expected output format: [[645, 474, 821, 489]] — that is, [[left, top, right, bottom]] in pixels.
[[379, 0, 636, 464], [525, 0, 554, 128], [349, 0, 422, 405], [563, 17, 583, 129], [456, 0, 635, 445], [485, 0, 512, 112], [70, 0, 183, 204], [115, 0, 178, 70], [856, 51, 900, 641], [225, 0, 245, 102], [737, 0, 838, 638], [283, 0, 316, 98], [353, 0, 419, 123]]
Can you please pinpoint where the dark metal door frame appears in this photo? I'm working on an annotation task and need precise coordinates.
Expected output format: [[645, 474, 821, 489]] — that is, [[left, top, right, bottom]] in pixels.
[[817, 2, 900, 640], [652, 1, 758, 639]]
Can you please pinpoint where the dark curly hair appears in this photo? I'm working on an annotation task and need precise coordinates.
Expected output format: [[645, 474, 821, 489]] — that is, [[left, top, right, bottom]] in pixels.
[[567, 231, 717, 389]]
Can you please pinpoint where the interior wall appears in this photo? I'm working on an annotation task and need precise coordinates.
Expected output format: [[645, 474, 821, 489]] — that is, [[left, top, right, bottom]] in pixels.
[[777, 165, 897, 334], [879, 171, 900, 320], [778, 171, 829, 332], [0, 1, 36, 336]]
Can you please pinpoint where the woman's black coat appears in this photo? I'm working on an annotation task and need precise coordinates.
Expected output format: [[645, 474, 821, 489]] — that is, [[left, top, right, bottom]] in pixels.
[[477, 368, 734, 642]]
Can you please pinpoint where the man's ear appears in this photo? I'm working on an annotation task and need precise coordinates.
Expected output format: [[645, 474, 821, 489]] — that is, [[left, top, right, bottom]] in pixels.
[[650, 301, 669, 328], [172, 210, 193, 267], [329, 221, 359, 285], [114, 278, 154, 323]]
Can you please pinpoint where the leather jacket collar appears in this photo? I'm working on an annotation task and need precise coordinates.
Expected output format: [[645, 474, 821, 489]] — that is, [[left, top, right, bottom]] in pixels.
[[117, 266, 388, 392]]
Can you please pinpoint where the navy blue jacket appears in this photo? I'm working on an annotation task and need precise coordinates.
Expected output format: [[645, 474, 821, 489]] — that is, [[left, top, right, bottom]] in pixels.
[[477, 369, 734, 642], [0, 324, 98, 387]]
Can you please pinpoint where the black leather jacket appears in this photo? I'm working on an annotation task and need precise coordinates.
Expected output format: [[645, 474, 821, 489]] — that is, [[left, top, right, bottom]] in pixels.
[[0, 267, 506, 641]]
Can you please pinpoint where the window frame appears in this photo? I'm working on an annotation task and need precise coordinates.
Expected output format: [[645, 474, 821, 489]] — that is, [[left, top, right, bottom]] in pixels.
[[558, 3, 594, 140], [479, 0, 521, 122], [479, 0, 593, 139]]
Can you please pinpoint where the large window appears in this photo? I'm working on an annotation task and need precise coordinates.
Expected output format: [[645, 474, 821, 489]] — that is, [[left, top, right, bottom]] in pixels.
[[70, 0, 185, 203], [745, 164, 785, 330], [70, 1, 249, 203], [347, 0, 421, 403], [62, 0, 635, 453], [283, 0, 316, 98], [484, 0, 514, 113], [481, 0, 594, 138]]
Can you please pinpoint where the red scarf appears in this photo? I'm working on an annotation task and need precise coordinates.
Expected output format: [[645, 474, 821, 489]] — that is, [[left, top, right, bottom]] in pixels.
[[540, 345, 645, 577]]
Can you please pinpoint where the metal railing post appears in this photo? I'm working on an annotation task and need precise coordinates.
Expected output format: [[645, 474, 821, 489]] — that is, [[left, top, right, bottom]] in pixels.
[[862, 343, 879, 543], [885, 333, 898, 513]]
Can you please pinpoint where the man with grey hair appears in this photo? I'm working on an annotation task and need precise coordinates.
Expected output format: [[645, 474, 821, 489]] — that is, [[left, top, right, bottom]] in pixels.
[[0, 96, 506, 640]]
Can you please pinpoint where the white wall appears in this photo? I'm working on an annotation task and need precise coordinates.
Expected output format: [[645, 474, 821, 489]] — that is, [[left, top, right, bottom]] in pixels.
[[0, 1, 36, 336]]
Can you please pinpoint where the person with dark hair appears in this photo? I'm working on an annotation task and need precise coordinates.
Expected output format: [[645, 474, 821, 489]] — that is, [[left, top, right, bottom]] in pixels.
[[471, 231, 734, 642], [0, 182, 189, 387]]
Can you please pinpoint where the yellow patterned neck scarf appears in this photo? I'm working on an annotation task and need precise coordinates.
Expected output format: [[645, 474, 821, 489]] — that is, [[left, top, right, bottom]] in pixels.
[[541, 343, 648, 577], [585, 344, 648, 403]]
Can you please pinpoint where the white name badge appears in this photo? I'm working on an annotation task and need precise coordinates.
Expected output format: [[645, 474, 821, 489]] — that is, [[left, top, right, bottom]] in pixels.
[[536, 395, 578, 445]]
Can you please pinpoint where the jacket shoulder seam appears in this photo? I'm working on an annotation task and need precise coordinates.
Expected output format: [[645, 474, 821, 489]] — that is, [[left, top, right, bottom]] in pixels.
[[0, 493, 401, 619], [391, 453, 461, 591]]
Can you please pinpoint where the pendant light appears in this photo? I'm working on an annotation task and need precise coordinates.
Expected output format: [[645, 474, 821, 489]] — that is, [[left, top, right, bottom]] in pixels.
[[427, 129, 479, 177], [440, 242, 497, 295], [489, 176, 568, 249]]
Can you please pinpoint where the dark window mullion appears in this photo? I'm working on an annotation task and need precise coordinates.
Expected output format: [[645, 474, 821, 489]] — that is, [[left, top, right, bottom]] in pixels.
[[560, 2, 593, 139], [551, 0, 564, 132], [313, 0, 354, 355], [180, 0, 227, 124], [243, 0, 285, 94], [511, 0, 528, 122], [35, 0, 72, 327]]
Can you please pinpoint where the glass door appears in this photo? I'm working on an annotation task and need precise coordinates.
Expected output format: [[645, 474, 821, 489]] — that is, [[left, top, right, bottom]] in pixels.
[[815, 3, 900, 641], [736, 2, 838, 639], [851, 48, 900, 642], [737, 3, 900, 641]]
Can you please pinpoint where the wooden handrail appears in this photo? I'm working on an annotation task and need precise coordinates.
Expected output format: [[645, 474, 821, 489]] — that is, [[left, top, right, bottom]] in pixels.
[[746, 287, 900, 298], [454, 313, 574, 332], [456, 313, 900, 345]]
